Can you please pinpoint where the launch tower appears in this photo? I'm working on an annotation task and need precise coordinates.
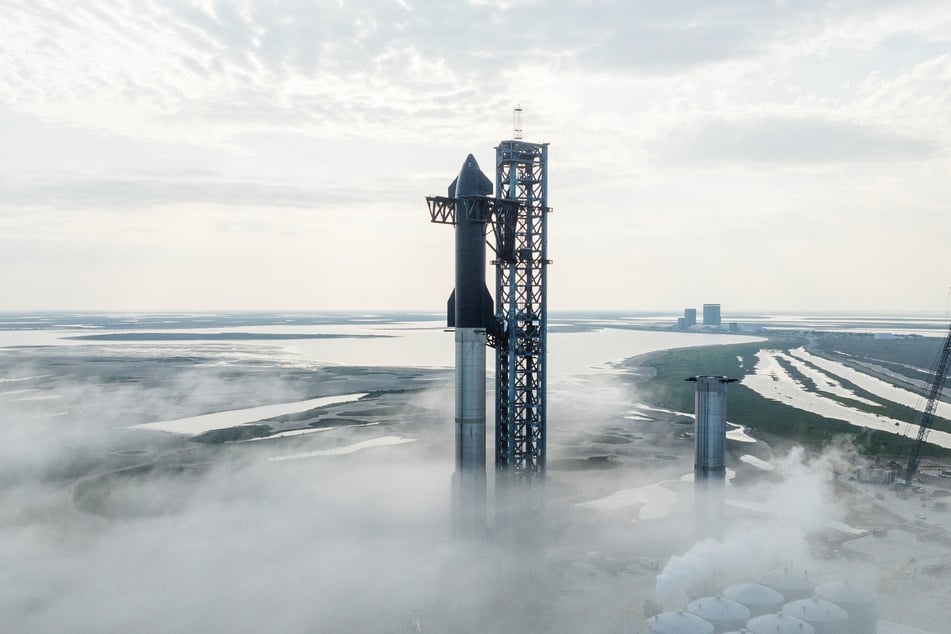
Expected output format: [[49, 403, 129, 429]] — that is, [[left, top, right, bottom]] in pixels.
[[426, 133, 551, 533], [491, 140, 550, 484]]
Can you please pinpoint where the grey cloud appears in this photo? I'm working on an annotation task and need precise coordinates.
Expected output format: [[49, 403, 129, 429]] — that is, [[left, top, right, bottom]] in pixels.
[[7, 0, 951, 157], [158, 1, 784, 82], [11, 1, 942, 89], [659, 116, 938, 165]]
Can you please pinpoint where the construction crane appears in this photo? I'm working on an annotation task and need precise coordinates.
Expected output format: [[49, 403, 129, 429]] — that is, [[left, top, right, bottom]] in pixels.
[[904, 320, 951, 484]]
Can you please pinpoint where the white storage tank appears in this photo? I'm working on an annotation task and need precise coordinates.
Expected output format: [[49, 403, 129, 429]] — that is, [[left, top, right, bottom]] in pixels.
[[782, 598, 848, 634], [746, 612, 816, 634], [723, 583, 785, 617], [759, 569, 815, 601], [687, 596, 750, 633], [647, 610, 715, 634], [814, 581, 877, 634]]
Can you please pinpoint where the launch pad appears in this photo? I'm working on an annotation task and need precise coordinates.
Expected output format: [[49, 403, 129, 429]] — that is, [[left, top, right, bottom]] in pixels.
[[427, 136, 551, 534]]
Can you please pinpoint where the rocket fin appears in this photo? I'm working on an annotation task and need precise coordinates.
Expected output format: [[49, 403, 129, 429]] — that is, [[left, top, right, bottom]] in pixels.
[[481, 286, 494, 329], [477, 171, 493, 196], [448, 177, 458, 199], [447, 289, 456, 327]]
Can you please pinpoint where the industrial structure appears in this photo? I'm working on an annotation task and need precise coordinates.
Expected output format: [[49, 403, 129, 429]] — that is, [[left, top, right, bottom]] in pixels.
[[703, 304, 721, 327], [690, 376, 735, 484], [722, 583, 785, 618], [677, 308, 698, 330], [649, 575, 877, 634], [492, 139, 550, 483], [684, 308, 697, 328], [904, 319, 951, 484], [689, 375, 735, 538], [678, 306, 729, 330], [685, 595, 749, 631], [427, 124, 551, 534]]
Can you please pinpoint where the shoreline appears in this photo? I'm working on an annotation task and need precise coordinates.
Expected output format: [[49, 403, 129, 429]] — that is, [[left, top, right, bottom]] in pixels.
[[622, 334, 951, 459]]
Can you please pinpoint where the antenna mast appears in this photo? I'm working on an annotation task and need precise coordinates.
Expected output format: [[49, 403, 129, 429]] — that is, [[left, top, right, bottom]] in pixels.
[[513, 105, 523, 140]]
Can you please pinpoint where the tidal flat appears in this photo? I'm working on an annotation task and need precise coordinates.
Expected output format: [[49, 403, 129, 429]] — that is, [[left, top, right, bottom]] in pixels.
[[3, 312, 951, 632], [632, 331, 951, 458]]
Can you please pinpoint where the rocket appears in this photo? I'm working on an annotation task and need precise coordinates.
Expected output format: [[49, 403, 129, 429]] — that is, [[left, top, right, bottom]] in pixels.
[[447, 154, 495, 331], [446, 154, 494, 538]]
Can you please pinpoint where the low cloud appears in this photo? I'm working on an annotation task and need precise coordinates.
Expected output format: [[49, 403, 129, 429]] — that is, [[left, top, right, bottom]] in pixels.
[[0, 175, 375, 210], [658, 116, 937, 165]]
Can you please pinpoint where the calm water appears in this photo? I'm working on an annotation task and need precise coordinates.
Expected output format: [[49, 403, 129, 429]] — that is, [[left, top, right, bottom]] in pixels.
[[0, 312, 763, 378], [1, 311, 945, 446]]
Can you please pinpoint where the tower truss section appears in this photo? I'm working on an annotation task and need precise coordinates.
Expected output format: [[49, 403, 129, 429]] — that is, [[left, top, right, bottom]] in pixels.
[[493, 140, 550, 483]]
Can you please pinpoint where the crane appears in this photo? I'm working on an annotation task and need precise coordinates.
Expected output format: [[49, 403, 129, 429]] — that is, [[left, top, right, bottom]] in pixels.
[[904, 320, 951, 484]]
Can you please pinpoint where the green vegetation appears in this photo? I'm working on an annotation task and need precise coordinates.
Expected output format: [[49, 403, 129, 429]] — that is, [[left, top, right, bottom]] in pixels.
[[190, 424, 273, 444], [813, 333, 944, 370], [633, 337, 951, 459], [308, 418, 366, 428], [343, 405, 426, 417], [261, 407, 338, 424]]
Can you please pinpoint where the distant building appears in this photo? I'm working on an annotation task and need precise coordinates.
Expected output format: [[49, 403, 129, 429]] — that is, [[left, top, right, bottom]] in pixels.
[[703, 304, 721, 326], [684, 308, 697, 328], [677, 317, 687, 329]]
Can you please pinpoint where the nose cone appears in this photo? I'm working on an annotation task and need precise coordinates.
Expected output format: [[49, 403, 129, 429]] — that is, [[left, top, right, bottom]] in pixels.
[[462, 153, 480, 171], [455, 154, 493, 197]]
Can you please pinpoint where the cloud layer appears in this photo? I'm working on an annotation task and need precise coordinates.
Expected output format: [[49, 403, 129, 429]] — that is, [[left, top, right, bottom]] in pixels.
[[2, 0, 951, 310]]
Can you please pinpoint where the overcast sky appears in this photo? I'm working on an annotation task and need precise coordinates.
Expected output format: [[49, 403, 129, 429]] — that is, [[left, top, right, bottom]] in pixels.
[[3, 0, 950, 313]]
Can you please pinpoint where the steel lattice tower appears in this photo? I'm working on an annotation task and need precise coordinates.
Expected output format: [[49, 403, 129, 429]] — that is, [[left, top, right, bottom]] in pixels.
[[426, 139, 550, 504], [492, 140, 550, 482]]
